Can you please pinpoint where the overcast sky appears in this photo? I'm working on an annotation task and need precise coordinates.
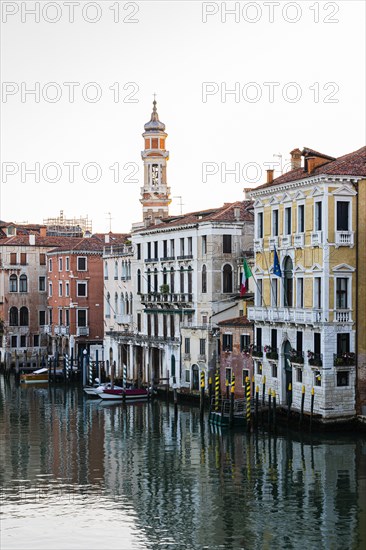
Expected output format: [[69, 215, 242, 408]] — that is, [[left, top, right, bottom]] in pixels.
[[1, 0, 365, 233]]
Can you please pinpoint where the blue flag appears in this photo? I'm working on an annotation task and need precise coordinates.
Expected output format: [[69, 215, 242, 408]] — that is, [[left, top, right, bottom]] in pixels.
[[273, 246, 282, 277]]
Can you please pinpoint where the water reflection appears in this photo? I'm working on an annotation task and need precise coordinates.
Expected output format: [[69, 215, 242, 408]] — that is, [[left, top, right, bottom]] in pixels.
[[1, 376, 365, 550]]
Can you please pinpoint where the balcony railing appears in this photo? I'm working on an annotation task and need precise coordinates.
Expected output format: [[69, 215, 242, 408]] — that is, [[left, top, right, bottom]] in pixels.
[[144, 257, 159, 263], [40, 325, 51, 334], [253, 238, 263, 252], [77, 327, 89, 337], [289, 350, 304, 364], [248, 306, 324, 324], [311, 231, 323, 246], [335, 231, 354, 247], [183, 353, 191, 361], [198, 354, 207, 362], [116, 314, 132, 325], [265, 347, 279, 361], [140, 292, 193, 304], [252, 345, 263, 358], [160, 256, 175, 261], [294, 233, 304, 248], [334, 309, 352, 323], [281, 235, 292, 248], [177, 254, 193, 260], [333, 352, 356, 366], [308, 352, 323, 367]]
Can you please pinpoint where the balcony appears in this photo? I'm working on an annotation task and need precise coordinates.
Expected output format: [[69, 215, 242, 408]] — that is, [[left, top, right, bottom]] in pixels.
[[144, 258, 159, 263], [289, 350, 304, 365], [311, 231, 323, 246], [335, 231, 354, 247], [333, 352, 355, 366], [248, 306, 325, 325], [269, 237, 279, 250], [265, 346, 279, 361], [116, 314, 132, 325], [160, 256, 175, 262], [308, 352, 323, 367], [198, 354, 207, 362], [177, 254, 193, 260], [183, 353, 191, 361], [77, 327, 89, 337], [253, 238, 263, 252], [294, 233, 304, 248], [140, 292, 193, 304], [40, 325, 51, 334], [334, 309, 352, 323], [252, 345, 263, 358], [281, 235, 292, 248]]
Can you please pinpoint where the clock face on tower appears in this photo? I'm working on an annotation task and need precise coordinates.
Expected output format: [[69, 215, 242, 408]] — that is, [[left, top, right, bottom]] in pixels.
[[151, 164, 159, 186]]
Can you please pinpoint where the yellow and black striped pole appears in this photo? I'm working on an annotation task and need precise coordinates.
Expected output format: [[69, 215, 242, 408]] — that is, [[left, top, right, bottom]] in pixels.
[[229, 374, 235, 426], [200, 370, 205, 421], [215, 370, 220, 411], [245, 376, 251, 428]]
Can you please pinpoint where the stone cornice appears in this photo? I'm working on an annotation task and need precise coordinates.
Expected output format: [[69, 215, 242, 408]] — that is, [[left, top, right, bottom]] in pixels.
[[250, 174, 362, 198]]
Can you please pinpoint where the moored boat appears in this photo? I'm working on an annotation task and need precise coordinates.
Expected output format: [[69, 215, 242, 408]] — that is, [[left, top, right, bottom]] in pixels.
[[98, 388, 149, 401], [20, 368, 49, 384], [83, 383, 123, 397]]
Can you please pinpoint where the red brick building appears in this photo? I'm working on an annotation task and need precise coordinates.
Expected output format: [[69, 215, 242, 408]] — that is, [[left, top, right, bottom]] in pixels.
[[46, 234, 127, 363], [218, 316, 254, 398]]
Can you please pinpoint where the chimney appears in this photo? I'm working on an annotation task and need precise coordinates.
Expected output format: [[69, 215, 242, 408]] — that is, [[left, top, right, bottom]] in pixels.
[[29, 234, 36, 246], [307, 157, 316, 174], [266, 169, 274, 184], [243, 187, 252, 200], [234, 206, 241, 220], [290, 148, 302, 170], [105, 234, 110, 244], [39, 226, 47, 237]]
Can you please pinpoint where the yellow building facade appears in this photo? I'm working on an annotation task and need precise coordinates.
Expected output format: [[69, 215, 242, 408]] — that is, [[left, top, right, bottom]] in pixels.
[[248, 146, 365, 421]]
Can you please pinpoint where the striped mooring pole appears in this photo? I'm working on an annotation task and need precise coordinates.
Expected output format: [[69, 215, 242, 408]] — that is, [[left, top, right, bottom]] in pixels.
[[229, 374, 235, 426], [65, 354, 70, 381], [214, 370, 220, 411], [246, 376, 251, 427], [89, 359, 93, 387], [123, 363, 127, 388], [200, 371, 205, 421]]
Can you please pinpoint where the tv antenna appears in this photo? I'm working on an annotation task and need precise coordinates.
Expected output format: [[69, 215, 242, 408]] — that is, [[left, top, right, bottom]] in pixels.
[[173, 196, 184, 215], [105, 212, 113, 232]]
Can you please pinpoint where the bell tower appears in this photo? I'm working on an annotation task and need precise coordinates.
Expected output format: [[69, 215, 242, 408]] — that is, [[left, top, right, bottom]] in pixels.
[[140, 99, 171, 224]]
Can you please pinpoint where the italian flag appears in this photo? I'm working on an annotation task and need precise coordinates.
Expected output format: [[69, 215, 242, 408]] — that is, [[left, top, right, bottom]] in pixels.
[[240, 258, 252, 297]]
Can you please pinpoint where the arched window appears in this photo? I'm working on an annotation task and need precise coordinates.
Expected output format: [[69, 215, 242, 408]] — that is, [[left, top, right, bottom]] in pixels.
[[125, 292, 129, 314], [19, 274, 27, 293], [223, 264, 233, 293], [9, 307, 18, 326], [106, 292, 111, 317], [163, 267, 167, 286], [154, 268, 158, 292], [127, 260, 131, 280], [120, 292, 125, 315], [202, 265, 207, 293], [104, 261, 108, 279], [137, 269, 141, 293], [114, 292, 118, 317], [192, 364, 199, 390], [130, 292, 133, 315], [19, 306, 29, 326], [283, 256, 293, 307], [114, 261, 118, 279], [9, 274, 17, 292]]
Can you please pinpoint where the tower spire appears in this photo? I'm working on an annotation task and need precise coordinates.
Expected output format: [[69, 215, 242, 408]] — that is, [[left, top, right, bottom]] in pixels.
[[140, 98, 171, 224]]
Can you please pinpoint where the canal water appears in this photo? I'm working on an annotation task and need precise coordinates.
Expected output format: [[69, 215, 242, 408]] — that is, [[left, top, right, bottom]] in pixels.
[[1, 377, 365, 550]]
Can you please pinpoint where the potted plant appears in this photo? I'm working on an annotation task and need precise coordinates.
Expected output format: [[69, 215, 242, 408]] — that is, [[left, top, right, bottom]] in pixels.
[[159, 284, 170, 295], [264, 345, 278, 361]]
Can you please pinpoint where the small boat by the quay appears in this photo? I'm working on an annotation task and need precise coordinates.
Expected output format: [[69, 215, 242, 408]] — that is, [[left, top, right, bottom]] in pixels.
[[20, 367, 49, 384], [83, 382, 123, 397], [98, 387, 150, 401]]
